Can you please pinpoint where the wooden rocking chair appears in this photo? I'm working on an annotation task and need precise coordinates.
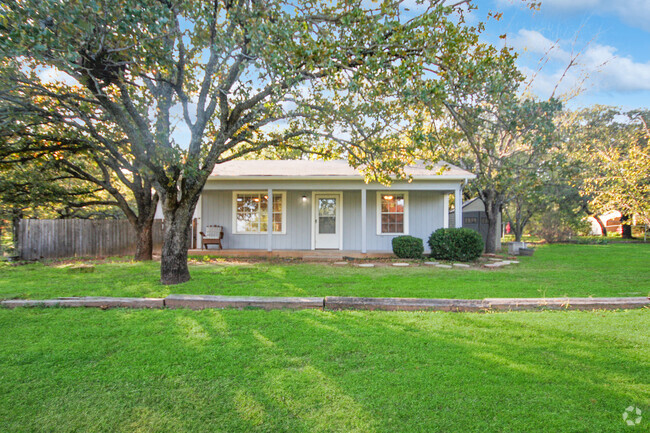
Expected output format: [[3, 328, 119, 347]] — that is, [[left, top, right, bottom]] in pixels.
[[200, 225, 224, 250]]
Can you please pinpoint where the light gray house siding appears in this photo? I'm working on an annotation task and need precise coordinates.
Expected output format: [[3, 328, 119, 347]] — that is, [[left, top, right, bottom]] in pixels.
[[193, 160, 475, 253], [365, 190, 444, 251], [201, 188, 445, 251], [202, 189, 312, 250]]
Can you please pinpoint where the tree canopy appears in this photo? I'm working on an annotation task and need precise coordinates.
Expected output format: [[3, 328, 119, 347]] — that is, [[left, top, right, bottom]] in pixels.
[[562, 106, 650, 233], [0, 0, 512, 282]]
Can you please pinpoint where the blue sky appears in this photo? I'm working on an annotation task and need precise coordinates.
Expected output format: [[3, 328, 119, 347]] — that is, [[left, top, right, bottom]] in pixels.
[[473, 0, 650, 109], [38, 0, 648, 125]]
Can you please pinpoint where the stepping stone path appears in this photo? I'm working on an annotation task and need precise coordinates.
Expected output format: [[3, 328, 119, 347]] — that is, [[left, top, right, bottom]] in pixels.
[[488, 258, 503, 261], [425, 262, 439, 266], [392, 263, 409, 267], [435, 264, 452, 269], [333, 262, 348, 266], [358, 263, 375, 268], [453, 263, 470, 268], [485, 262, 510, 268]]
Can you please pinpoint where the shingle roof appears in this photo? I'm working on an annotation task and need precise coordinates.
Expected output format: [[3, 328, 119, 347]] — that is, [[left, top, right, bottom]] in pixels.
[[210, 160, 474, 179]]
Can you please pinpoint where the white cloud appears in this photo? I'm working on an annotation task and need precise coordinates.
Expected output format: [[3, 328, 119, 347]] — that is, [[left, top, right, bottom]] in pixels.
[[506, 29, 650, 98], [508, 29, 572, 62], [498, 0, 650, 32], [585, 45, 650, 91]]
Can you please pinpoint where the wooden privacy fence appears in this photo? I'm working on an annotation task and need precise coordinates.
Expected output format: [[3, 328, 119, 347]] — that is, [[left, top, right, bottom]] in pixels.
[[17, 219, 178, 260]]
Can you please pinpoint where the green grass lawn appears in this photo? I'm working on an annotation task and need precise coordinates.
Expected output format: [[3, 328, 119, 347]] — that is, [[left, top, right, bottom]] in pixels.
[[1, 243, 648, 300], [0, 308, 647, 432]]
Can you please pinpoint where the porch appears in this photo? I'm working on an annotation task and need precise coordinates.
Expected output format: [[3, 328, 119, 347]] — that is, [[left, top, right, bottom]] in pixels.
[[194, 186, 465, 254], [190, 160, 474, 254], [187, 249, 395, 260]]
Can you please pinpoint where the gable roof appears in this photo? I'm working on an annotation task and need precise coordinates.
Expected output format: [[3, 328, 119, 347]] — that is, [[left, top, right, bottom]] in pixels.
[[449, 197, 482, 213], [209, 160, 474, 180]]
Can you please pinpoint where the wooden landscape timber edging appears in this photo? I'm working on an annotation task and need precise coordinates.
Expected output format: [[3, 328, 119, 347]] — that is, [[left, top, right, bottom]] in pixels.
[[323, 297, 487, 312], [1, 297, 164, 309], [164, 294, 324, 310], [483, 297, 650, 311], [1, 295, 649, 312]]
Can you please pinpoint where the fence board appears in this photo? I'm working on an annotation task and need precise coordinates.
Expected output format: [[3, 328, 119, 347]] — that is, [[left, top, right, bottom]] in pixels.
[[18, 219, 165, 260]]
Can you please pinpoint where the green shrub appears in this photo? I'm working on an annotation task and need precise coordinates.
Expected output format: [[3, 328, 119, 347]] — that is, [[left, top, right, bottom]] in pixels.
[[428, 228, 483, 262], [391, 235, 424, 259]]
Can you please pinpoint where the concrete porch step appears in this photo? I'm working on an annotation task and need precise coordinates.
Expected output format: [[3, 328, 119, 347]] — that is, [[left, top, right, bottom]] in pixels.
[[302, 254, 344, 261]]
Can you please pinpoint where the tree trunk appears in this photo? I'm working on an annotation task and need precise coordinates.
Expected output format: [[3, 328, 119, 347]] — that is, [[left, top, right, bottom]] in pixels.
[[479, 189, 502, 254], [485, 216, 498, 253], [11, 209, 22, 254], [160, 204, 194, 285], [621, 214, 633, 239], [134, 220, 154, 261], [513, 224, 524, 242], [129, 191, 158, 262], [594, 215, 607, 237]]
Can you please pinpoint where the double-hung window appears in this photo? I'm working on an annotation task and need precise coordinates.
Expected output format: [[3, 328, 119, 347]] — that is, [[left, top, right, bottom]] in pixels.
[[377, 192, 408, 235], [233, 192, 285, 234]]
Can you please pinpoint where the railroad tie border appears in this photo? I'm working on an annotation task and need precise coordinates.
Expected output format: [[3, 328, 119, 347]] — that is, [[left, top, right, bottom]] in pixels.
[[1, 295, 649, 312]]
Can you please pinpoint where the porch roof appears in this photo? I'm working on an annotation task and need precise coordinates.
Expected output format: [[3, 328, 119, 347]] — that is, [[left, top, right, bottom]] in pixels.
[[209, 160, 474, 180]]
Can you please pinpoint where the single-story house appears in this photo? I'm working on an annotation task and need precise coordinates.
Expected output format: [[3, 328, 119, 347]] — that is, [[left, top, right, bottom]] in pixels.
[[187, 160, 475, 254], [448, 197, 503, 250]]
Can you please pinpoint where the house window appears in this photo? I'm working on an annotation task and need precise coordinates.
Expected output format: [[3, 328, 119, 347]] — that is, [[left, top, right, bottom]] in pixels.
[[233, 192, 285, 234], [377, 192, 408, 235]]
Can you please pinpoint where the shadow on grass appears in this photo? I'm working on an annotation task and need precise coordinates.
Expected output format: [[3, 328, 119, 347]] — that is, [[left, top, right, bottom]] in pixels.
[[0, 308, 648, 432]]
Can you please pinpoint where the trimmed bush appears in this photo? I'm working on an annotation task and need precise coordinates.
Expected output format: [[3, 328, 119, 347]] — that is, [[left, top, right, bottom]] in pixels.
[[428, 228, 484, 262], [391, 235, 424, 259]]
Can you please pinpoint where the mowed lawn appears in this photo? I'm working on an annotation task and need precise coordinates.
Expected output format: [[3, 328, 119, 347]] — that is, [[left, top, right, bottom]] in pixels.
[[1, 243, 648, 300], [0, 308, 648, 432]]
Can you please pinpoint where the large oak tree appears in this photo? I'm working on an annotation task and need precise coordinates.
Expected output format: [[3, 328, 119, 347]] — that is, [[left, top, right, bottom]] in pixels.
[[1, 0, 506, 283], [0, 101, 160, 260]]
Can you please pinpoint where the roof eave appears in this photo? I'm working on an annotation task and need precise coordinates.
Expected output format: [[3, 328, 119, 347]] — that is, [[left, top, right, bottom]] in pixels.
[[207, 174, 476, 181]]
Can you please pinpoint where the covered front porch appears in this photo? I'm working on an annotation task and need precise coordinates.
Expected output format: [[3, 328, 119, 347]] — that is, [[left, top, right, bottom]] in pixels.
[[187, 248, 395, 259], [194, 181, 466, 253]]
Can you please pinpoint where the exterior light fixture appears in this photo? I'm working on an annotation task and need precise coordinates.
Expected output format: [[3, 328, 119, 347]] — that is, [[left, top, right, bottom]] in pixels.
[[302, 195, 308, 202], [383, 195, 394, 200]]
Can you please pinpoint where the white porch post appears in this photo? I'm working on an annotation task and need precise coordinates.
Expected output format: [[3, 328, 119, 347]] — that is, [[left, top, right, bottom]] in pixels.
[[195, 194, 202, 248], [361, 187, 367, 254], [443, 193, 449, 229], [267, 188, 273, 252], [454, 186, 463, 228]]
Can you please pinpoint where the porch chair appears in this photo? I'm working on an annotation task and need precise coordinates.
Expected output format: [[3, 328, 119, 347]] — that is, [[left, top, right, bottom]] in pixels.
[[200, 225, 224, 250]]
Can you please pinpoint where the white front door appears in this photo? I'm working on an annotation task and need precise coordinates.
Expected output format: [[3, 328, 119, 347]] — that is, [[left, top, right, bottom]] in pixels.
[[314, 194, 341, 249]]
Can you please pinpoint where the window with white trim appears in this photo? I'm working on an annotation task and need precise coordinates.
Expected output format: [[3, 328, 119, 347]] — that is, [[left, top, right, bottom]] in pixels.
[[233, 192, 285, 234], [377, 192, 408, 234]]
